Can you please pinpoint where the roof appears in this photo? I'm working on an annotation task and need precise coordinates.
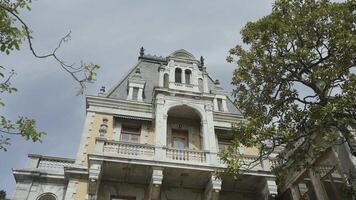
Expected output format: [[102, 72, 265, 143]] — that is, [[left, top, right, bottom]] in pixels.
[[106, 49, 241, 115]]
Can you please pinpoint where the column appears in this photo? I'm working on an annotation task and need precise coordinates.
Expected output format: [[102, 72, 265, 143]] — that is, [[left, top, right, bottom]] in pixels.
[[205, 104, 219, 165], [308, 168, 329, 200], [182, 68, 186, 84], [203, 69, 209, 93], [148, 167, 163, 200], [138, 88, 143, 101], [154, 96, 167, 161], [204, 175, 222, 200], [289, 184, 301, 200], [213, 98, 218, 111], [127, 87, 133, 100], [88, 161, 102, 200]]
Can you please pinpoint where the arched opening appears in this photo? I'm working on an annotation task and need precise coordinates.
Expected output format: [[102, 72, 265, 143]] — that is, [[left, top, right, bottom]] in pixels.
[[185, 69, 191, 84], [175, 68, 182, 83], [163, 73, 169, 88], [166, 105, 202, 150], [37, 193, 57, 200]]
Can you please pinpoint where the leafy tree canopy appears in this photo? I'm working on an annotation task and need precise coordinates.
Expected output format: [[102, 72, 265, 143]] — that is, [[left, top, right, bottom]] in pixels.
[[222, 0, 356, 176], [0, 0, 100, 151]]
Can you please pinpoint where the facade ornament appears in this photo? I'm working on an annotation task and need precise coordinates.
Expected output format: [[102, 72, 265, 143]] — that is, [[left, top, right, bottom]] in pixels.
[[200, 56, 204, 67], [98, 86, 106, 96], [214, 79, 220, 85], [98, 118, 108, 136], [140, 46, 145, 57]]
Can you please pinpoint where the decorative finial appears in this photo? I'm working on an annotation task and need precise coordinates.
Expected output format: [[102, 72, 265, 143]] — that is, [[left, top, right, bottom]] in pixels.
[[99, 118, 108, 136], [140, 47, 145, 57], [215, 79, 220, 85], [200, 56, 204, 67], [135, 67, 141, 74], [98, 86, 106, 96]]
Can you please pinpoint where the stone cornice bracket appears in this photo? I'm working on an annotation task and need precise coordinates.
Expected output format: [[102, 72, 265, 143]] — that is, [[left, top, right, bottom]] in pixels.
[[261, 177, 278, 200], [204, 175, 222, 200], [148, 167, 163, 200], [88, 161, 103, 199]]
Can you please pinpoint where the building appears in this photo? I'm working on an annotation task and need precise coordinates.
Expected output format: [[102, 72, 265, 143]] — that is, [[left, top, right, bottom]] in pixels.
[[12, 49, 278, 200], [277, 136, 356, 199]]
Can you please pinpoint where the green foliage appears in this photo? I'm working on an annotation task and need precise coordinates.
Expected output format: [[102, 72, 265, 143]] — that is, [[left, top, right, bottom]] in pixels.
[[227, 0, 356, 177], [0, 190, 5, 200], [0, 0, 100, 151]]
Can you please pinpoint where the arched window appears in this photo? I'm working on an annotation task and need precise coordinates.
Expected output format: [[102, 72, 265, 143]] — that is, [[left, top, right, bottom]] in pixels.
[[163, 73, 169, 88], [175, 68, 182, 83], [37, 193, 57, 200], [185, 69, 191, 84]]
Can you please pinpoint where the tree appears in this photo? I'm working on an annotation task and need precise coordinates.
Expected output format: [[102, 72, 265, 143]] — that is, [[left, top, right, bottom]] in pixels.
[[222, 0, 355, 176], [0, 0, 100, 151], [0, 190, 5, 200]]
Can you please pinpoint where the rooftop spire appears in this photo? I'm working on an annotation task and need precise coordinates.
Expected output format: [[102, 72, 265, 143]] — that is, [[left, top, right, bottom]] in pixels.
[[139, 46, 145, 57], [200, 56, 204, 67]]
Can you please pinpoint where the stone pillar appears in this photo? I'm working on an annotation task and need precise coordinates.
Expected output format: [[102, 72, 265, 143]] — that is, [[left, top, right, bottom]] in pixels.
[[289, 184, 301, 200], [202, 69, 209, 93], [138, 88, 143, 101], [260, 177, 278, 200], [64, 179, 77, 200], [204, 175, 222, 200], [213, 98, 218, 111], [127, 87, 133, 100], [148, 167, 164, 200], [88, 161, 103, 200], [205, 104, 219, 165], [182, 69, 186, 84], [308, 168, 329, 200], [154, 95, 167, 161], [222, 98, 228, 112]]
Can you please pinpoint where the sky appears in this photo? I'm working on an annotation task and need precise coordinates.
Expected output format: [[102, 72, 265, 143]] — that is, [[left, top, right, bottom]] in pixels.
[[0, 0, 275, 196]]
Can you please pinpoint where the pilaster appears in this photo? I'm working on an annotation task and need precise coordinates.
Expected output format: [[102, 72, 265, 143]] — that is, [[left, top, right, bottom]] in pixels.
[[88, 161, 103, 200], [148, 167, 164, 200], [308, 168, 329, 200], [204, 175, 222, 200]]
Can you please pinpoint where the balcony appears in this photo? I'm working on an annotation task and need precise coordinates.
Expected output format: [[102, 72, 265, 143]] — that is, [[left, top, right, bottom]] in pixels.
[[95, 138, 272, 171], [103, 140, 155, 160]]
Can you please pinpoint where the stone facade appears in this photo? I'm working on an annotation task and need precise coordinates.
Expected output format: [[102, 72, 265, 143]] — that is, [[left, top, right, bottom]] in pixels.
[[12, 49, 277, 200]]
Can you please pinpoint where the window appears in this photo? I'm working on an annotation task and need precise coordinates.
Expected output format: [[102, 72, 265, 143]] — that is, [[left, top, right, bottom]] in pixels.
[[121, 124, 141, 143], [217, 98, 224, 111], [175, 68, 182, 83], [37, 193, 57, 200], [132, 87, 139, 100], [172, 129, 188, 149], [185, 69, 191, 84], [163, 73, 169, 88]]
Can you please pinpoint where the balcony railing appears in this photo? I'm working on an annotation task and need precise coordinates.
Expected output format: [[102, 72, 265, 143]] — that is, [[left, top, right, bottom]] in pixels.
[[103, 140, 155, 160], [97, 138, 274, 170], [37, 158, 74, 171], [165, 147, 207, 163]]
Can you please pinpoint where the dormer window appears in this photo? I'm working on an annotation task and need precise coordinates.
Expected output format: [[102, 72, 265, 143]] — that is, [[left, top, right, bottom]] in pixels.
[[185, 69, 191, 84], [175, 68, 182, 83], [127, 68, 145, 101], [132, 87, 139, 100]]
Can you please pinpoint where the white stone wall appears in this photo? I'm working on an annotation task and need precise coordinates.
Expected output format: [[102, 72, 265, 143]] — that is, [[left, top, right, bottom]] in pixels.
[[12, 181, 67, 200]]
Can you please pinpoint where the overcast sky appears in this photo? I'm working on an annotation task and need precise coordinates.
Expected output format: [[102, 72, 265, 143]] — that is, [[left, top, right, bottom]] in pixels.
[[0, 0, 276, 196]]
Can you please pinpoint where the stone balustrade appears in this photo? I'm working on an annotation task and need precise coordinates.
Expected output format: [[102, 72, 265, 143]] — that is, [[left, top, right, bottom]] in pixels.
[[103, 140, 155, 160], [27, 154, 75, 172], [96, 138, 277, 170], [165, 147, 207, 163]]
